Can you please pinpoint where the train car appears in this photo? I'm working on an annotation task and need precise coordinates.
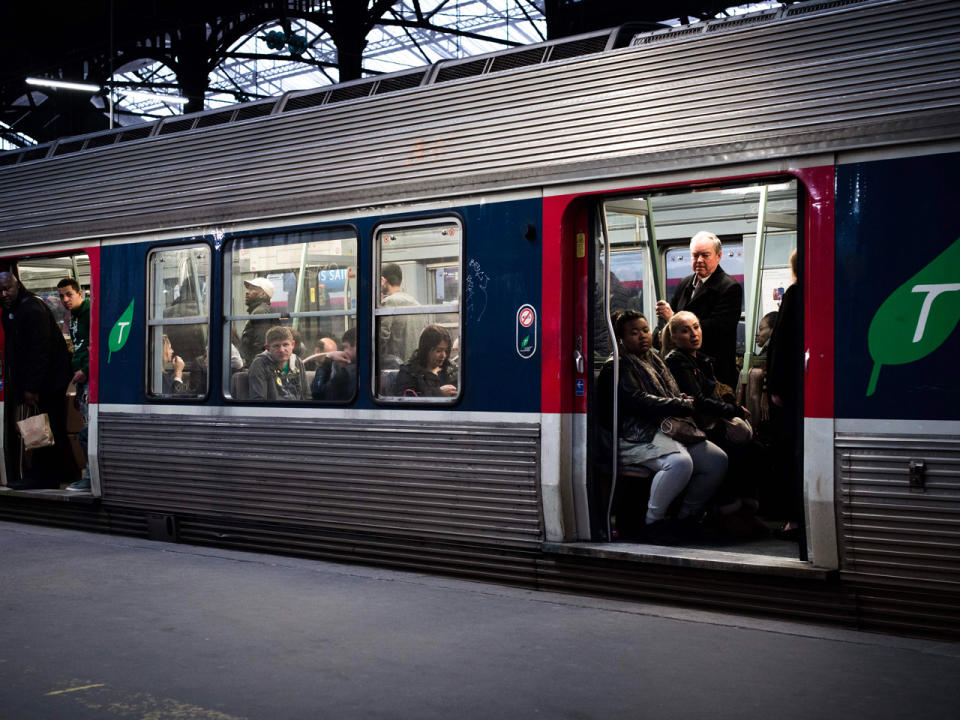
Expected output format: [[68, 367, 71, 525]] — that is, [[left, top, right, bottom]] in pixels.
[[0, 0, 958, 638]]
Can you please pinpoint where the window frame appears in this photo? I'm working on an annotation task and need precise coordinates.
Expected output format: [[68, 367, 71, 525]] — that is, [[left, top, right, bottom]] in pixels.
[[221, 224, 360, 403], [145, 241, 213, 402], [372, 215, 464, 405]]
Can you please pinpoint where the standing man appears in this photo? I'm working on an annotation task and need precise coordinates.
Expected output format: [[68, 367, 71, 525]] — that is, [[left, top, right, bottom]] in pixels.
[[57, 278, 91, 491], [239, 277, 275, 367], [0, 272, 74, 489], [656, 231, 743, 387], [379, 263, 421, 367]]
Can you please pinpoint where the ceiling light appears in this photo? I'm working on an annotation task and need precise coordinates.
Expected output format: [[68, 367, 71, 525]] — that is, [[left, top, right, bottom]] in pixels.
[[26, 77, 99, 92]]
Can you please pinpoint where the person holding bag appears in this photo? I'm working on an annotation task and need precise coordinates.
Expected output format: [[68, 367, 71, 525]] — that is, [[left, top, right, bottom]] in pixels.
[[663, 311, 767, 538], [597, 310, 727, 544], [0, 272, 75, 489]]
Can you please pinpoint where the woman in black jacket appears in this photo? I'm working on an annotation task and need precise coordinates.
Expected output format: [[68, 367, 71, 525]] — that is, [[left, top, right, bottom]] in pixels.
[[597, 310, 727, 540], [393, 325, 458, 398], [663, 311, 765, 537]]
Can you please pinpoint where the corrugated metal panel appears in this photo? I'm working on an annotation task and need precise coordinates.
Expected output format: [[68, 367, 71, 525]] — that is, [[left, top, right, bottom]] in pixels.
[[98, 413, 542, 547], [0, 1, 958, 244], [837, 432, 960, 590]]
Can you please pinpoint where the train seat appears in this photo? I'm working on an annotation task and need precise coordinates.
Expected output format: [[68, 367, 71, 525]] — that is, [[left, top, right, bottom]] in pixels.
[[230, 370, 249, 401], [379, 369, 399, 395]]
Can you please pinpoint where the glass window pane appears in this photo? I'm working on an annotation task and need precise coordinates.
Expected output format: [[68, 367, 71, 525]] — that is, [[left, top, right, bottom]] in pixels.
[[226, 228, 358, 403], [147, 245, 211, 400], [147, 326, 209, 398], [376, 312, 460, 400], [149, 247, 210, 321], [374, 219, 462, 403], [378, 224, 461, 307]]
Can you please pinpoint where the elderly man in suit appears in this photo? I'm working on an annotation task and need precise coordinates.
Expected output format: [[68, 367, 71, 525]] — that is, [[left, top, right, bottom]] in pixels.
[[656, 231, 743, 387]]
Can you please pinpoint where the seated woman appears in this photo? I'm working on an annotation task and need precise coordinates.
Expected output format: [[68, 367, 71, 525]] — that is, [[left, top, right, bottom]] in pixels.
[[393, 325, 458, 398], [597, 310, 727, 543], [161, 335, 190, 395], [663, 311, 766, 537]]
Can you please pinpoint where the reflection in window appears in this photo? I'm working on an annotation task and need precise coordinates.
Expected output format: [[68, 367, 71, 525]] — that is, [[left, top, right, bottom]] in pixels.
[[147, 246, 211, 399], [375, 221, 461, 402], [225, 227, 358, 403]]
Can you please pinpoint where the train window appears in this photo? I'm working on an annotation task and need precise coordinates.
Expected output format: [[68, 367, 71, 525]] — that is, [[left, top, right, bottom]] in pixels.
[[225, 227, 358, 403], [146, 246, 211, 399], [374, 219, 462, 402]]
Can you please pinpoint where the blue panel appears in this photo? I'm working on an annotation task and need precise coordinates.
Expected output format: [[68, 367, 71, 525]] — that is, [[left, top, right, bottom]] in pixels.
[[97, 198, 542, 413], [835, 152, 960, 420]]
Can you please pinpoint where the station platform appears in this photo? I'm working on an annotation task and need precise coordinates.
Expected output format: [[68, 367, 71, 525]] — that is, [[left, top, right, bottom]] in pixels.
[[1, 520, 958, 720]]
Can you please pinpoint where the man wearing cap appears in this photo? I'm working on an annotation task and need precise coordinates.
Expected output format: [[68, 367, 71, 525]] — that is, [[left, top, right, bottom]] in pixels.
[[240, 277, 275, 367]]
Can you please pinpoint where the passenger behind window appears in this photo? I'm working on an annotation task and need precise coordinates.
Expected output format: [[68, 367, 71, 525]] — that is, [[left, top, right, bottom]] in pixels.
[[161, 335, 190, 395], [248, 325, 307, 401], [311, 327, 357, 401], [239, 277, 275, 367], [754, 311, 778, 358], [379, 262, 421, 368], [662, 311, 767, 540], [597, 310, 727, 544], [393, 325, 458, 398]]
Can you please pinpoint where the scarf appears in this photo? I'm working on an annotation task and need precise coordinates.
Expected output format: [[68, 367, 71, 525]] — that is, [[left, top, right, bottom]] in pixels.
[[621, 348, 681, 398]]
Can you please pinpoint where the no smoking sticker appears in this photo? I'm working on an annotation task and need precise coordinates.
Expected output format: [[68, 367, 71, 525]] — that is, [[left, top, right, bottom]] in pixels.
[[516, 304, 537, 359]]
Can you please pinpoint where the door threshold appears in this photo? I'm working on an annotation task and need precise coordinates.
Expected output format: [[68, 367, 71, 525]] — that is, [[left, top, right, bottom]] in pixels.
[[0, 486, 97, 503], [542, 541, 830, 579]]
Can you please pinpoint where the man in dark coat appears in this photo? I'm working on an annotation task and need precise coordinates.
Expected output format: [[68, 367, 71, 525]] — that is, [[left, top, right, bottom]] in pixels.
[[0, 272, 75, 488], [239, 277, 275, 367], [656, 231, 743, 387]]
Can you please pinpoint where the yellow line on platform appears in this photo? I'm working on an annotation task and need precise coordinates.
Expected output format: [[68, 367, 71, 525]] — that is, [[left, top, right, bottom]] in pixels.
[[46, 683, 106, 695]]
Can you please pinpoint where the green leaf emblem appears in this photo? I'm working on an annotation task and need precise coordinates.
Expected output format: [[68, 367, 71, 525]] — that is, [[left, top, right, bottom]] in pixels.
[[108, 298, 135, 363], [866, 237, 960, 396]]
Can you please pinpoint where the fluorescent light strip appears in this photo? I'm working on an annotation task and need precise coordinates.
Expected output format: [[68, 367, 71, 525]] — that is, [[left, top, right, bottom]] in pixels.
[[115, 89, 189, 105], [26, 77, 99, 92]]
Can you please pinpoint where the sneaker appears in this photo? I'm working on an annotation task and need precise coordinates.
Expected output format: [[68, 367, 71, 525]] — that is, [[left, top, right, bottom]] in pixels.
[[66, 477, 91, 492]]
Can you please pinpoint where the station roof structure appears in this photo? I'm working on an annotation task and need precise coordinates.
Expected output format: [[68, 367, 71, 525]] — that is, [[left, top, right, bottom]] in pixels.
[[1, 1, 788, 150]]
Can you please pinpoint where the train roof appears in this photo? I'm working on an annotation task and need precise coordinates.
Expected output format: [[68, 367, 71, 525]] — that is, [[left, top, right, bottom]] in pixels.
[[0, 0, 958, 246]]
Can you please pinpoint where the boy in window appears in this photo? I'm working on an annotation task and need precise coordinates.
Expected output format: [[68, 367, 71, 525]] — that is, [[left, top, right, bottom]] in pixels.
[[248, 326, 307, 401]]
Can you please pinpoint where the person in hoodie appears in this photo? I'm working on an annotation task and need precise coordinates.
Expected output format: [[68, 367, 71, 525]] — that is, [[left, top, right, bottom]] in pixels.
[[248, 326, 307, 401]]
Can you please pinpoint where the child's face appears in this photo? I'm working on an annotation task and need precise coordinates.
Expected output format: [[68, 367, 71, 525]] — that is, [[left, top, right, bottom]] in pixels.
[[343, 342, 356, 363], [266, 338, 294, 364]]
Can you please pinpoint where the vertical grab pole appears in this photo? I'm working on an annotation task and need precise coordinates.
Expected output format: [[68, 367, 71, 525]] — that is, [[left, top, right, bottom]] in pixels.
[[291, 243, 309, 331], [187, 250, 204, 316], [742, 185, 768, 385], [599, 203, 619, 541], [646, 198, 664, 303]]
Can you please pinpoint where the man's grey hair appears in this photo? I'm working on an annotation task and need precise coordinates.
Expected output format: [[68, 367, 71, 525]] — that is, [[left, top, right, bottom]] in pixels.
[[690, 230, 722, 254]]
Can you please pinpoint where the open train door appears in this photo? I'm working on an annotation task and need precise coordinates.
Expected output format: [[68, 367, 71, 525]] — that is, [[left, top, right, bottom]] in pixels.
[[572, 179, 813, 557], [0, 249, 98, 495]]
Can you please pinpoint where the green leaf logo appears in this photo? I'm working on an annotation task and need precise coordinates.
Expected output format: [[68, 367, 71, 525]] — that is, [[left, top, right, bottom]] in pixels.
[[108, 298, 135, 363], [866, 237, 960, 396], [521, 335, 530, 348]]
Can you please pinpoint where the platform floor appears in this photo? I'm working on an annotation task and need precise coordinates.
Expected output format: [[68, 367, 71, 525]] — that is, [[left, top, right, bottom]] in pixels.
[[1, 520, 958, 720]]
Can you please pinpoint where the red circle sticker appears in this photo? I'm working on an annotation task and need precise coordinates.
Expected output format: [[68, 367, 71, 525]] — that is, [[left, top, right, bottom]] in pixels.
[[519, 307, 534, 327]]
